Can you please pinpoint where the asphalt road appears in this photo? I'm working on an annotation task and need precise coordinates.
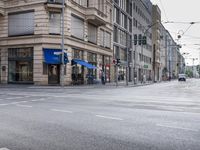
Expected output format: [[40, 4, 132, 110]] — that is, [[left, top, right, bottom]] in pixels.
[[0, 79, 200, 150]]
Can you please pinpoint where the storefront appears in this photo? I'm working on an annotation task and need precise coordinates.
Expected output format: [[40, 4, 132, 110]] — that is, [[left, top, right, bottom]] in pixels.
[[87, 52, 97, 84], [71, 50, 97, 85], [99, 55, 111, 83], [71, 49, 84, 85], [8, 48, 33, 84], [43, 48, 69, 85]]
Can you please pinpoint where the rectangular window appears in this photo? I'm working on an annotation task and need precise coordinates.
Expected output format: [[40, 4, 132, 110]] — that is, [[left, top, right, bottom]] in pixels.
[[100, 29, 104, 46], [73, 0, 88, 7], [105, 32, 111, 48], [114, 26, 118, 42], [88, 23, 97, 44], [71, 15, 84, 39], [113, 46, 119, 59], [8, 48, 33, 83], [73, 49, 83, 59], [100, 29, 111, 48], [8, 11, 34, 36], [49, 12, 61, 34]]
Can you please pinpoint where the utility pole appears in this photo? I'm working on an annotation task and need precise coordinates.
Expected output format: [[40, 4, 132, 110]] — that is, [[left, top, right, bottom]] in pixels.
[[192, 58, 195, 78], [126, 36, 130, 86], [134, 44, 137, 84], [115, 58, 120, 87], [169, 44, 172, 81], [60, 0, 65, 86]]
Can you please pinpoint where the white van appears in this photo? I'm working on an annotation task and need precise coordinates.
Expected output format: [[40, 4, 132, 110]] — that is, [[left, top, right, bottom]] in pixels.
[[178, 74, 186, 81]]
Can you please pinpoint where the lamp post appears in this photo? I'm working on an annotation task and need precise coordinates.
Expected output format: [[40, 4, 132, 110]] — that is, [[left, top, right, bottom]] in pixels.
[[61, 0, 65, 86]]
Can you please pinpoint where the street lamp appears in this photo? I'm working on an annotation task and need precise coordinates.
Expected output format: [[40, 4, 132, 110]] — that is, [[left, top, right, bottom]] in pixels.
[[60, 0, 65, 86]]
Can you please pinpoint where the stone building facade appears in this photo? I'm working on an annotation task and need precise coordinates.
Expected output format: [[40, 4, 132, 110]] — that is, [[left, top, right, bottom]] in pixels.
[[133, 0, 153, 83], [0, 0, 113, 85], [152, 5, 161, 82]]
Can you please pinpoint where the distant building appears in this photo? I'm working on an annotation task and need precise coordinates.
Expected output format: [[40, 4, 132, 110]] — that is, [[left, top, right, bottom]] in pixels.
[[132, 0, 153, 83], [113, 0, 133, 83], [152, 5, 161, 82], [160, 24, 168, 81]]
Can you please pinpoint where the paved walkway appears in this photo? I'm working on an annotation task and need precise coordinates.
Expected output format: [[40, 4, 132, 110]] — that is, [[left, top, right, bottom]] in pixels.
[[0, 81, 155, 89]]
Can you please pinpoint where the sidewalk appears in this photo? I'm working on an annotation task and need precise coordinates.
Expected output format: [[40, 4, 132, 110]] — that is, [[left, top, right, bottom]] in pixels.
[[0, 81, 153, 89]]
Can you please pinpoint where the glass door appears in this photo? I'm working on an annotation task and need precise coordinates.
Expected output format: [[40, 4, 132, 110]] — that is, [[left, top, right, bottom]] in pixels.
[[48, 64, 60, 84]]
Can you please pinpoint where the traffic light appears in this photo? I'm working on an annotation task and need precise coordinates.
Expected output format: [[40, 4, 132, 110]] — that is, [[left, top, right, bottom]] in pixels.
[[138, 34, 142, 45], [113, 59, 116, 65], [134, 34, 137, 45], [116, 58, 121, 65], [142, 36, 147, 45]]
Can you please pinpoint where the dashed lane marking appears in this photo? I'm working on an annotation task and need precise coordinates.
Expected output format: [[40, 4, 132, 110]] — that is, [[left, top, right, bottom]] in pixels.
[[0, 101, 28, 106], [30, 98, 46, 102], [156, 124, 199, 132], [0, 98, 47, 107], [96, 115, 123, 121], [51, 109, 73, 113], [0, 148, 10, 150], [16, 104, 33, 108], [5, 97, 24, 100]]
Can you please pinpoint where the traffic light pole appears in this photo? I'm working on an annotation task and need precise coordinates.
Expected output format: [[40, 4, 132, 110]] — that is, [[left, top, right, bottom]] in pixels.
[[141, 41, 144, 83], [126, 47, 129, 86], [134, 44, 137, 84], [116, 65, 118, 87]]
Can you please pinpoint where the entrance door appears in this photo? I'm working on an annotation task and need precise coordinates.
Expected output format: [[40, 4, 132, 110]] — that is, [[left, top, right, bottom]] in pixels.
[[48, 64, 60, 84]]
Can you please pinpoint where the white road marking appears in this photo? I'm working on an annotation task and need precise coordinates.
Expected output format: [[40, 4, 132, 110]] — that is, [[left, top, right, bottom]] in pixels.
[[0, 101, 28, 106], [96, 115, 123, 121], [16, 104, 33, 108], [0, 98, 47, 107], [5, 97, 23, 100], [156, 124, 199, 132], [31, 98, 45, 102], [0, 148, 10, 150], [51, 109, 73, 113]]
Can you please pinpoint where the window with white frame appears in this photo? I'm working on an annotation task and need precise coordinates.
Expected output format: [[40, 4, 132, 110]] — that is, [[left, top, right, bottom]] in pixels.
[[71, 15, 84, 39], [88, 23, 97, 44], [99, 29, 111, 48], [49, 12, 61, 34], [8, 11, 34, 36]]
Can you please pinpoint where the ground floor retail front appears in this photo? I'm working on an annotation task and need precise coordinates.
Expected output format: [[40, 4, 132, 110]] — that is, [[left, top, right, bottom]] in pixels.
[[0, 45, 112, 85]]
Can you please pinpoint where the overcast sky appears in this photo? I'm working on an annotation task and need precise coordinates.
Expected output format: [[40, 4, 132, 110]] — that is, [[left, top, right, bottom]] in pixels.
[[151, 0, 200, 66]]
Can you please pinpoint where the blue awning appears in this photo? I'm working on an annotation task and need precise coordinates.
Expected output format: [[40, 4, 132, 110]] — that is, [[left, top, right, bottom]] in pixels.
[[43, 48, 69, 64], [73, 59, 97, 69]]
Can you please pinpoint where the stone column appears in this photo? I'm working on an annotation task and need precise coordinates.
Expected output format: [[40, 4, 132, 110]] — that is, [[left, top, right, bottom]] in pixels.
[[83, 51, 88, 84], [0, 48, 8, 84]]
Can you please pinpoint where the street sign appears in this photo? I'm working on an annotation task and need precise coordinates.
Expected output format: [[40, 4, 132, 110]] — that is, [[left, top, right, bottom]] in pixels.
[[54, 52, 62, 55]]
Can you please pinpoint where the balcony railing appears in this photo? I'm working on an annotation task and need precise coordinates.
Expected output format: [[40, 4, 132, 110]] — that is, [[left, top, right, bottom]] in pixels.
[[45, 0, 63, 9], [85, 7, 107, 26]]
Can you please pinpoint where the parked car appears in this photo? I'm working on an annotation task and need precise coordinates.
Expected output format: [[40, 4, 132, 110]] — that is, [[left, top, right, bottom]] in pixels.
[[178, 74, 186, 81]]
